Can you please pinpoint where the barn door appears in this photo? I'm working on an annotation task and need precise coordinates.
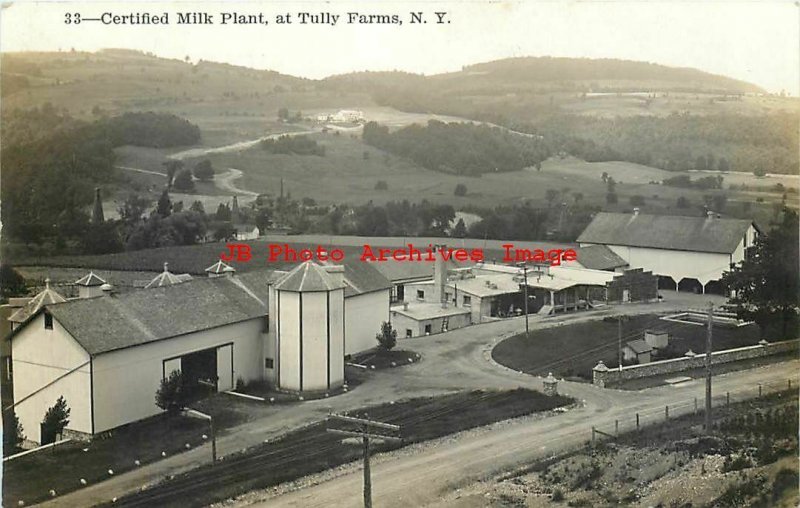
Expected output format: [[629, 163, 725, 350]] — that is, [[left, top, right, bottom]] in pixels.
[[216, 344, 234, 392]]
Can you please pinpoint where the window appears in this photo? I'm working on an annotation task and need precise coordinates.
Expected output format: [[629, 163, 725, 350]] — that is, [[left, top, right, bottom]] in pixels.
[[445, 292, 452, 302], [265, 358, 274, 369], [406, 329, 413, 338], [463, 295, 472, 307], [416, 290, 425, 300], [44, 313, 53, 330], [262, 317, 269, 333], [424, 324, 432, 334]]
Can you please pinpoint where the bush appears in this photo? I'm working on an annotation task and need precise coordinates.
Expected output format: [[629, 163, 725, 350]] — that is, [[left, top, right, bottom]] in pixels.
[[155, 370, 188, 415], [375, 321, 397, 351], [454, 183, 468, 196], [552, 488, 565, 502], [3, 409, 25, 453], [374, 180, 388, 190], [41, 396, 70, 444]]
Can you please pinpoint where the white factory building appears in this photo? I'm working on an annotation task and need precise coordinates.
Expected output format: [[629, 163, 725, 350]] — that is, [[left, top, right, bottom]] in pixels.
[[577, 210, 759, 294], [7, 260, 391, 444]]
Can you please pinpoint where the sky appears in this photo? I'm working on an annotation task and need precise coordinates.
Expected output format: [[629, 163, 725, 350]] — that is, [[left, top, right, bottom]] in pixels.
[[1, 1, 798, 94]]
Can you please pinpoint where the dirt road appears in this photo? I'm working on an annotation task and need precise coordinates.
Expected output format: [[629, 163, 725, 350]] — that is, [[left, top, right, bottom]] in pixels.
[[248, 360, 799, 508]]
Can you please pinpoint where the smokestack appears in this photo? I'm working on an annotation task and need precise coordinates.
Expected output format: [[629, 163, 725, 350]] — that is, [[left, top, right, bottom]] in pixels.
[[433, 244, 447, 308]]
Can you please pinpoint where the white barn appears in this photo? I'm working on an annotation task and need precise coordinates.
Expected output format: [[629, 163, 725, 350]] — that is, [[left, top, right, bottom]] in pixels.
[[577, 210, 759, 294], [7, 260, 391, 444]]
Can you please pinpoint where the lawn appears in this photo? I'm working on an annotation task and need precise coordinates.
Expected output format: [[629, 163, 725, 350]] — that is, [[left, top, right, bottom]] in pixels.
[[491, 313, 762, 380], [350, 348, 421, 370], [2, 394, 248, 507], [106, 389, 573, 507]]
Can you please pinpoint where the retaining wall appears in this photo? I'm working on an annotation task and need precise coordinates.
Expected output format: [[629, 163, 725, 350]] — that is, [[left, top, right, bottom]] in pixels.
[[593, 339, 799, 387]]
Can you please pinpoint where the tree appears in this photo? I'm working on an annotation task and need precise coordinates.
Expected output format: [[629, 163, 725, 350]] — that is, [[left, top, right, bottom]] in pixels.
[[172, 169, 195, 192], [722, 209, 799, 338], [0, 264, 26, 300], [572, 192, 584, 204], [162, 160, 183, 188], [375, 321, 397, 351], [118, 194, 149, 225], [212, 221, 237, 242], [3, 410, 25, 454], [189, 200, 206, 214], [606, 177, 616, 193], [193, 159, 214, 181], [452, 218, 467, 238], [41, 396, 70, 444], [718, 157, 730, 172], [215, 203, 232, 222], [277, 107, 289, 121], [156, 189, 172, 217], [545, 189, 559, 207], [155, 370, 188, 415], [606, 192, 618, 205], [601, 172, 609, 183], [676, 196, 690, 209], [753, 167, 767, 178], [454, 183, 468, 197], [374, 180, 388, 190]]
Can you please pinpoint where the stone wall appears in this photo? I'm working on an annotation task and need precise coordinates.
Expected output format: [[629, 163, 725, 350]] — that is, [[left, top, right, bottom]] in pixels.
[[593, 339, 799, 387], [606, 268, 658, 303]]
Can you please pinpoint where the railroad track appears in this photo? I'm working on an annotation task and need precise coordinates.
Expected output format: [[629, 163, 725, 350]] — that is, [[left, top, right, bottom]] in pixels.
[[105, 390, 532, 507]]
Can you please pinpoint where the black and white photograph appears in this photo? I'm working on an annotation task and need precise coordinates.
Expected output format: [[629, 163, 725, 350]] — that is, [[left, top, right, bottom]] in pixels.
[[0, 1, 798, 506]]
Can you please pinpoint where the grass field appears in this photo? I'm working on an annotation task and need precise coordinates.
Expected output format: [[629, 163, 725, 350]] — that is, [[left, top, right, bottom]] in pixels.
[[2, 394, 248, 507], [491, 314, 762, 380], [105, 389, 573, 508]]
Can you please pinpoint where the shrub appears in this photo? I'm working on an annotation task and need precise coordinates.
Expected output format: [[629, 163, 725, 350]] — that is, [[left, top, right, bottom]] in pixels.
[[552, 488, 565, 502], [155, 370, 188, 415], [374, 180, 388, 190], [375, 321, 397, 351], [454, 183, 468, 196], [3, 409, 25, 453], [193, 159, 214, 181], [41, 396, 70, 444]]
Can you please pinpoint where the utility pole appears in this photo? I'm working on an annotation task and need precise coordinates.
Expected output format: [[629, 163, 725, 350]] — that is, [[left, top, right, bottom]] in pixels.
[[517, 263, 530, 337], [705, 302, 713, 433], [618, 316, 623, 372], [327, 414, 401, 508]]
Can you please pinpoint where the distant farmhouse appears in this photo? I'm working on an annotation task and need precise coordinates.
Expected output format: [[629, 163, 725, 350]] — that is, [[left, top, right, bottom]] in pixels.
[[577, 209, 759, 294], [6, 260, 390, 444], [316, 109, 366, 124]]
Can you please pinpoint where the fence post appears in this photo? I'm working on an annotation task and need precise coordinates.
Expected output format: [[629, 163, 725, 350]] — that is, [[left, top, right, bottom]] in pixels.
[[758, 384, 762, 397], [615, 419, 619, 437], [665, 405, 669, 420], [591, 426, 595, 448], [636, 413, 640, 431], [726, 392, 730, 406], [694, 397, 698, 414]]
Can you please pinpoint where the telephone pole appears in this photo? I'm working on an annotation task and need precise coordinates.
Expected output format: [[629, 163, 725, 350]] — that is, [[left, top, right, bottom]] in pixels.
[[327, 414, 401, 508], [705, 303, 713, 433], [517, 263, 530, 337], [618, 316, 623, 371]]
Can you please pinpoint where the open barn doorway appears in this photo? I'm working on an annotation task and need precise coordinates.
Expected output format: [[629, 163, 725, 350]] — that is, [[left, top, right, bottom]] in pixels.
[[182, 348, 218, 401]]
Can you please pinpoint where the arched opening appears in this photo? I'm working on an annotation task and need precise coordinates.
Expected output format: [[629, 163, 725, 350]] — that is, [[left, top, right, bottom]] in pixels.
[[703, 280, 726, 296], [678, 278, 703, 294], [658, 276, 677, 291]]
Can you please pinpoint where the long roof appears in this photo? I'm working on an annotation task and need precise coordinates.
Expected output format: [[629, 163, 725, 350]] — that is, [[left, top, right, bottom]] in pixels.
[[577, 212, 755, 254], [575, 245, 628, 270], [43, 271, 273, 355]]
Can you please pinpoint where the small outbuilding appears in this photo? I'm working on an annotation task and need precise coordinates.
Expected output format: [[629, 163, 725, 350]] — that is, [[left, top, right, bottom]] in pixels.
[[622, 339, 653, 364]]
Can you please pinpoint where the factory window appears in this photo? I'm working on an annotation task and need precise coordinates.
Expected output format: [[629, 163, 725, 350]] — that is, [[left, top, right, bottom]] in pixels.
[[416, 290, 425, 300], [444, 291, 452, 302], [265, 358, 274, 369], [463, 296, 472, 307], [44, 313, 53, 330], [406, 329, 413, 338], [424, 324, 432, 334]]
